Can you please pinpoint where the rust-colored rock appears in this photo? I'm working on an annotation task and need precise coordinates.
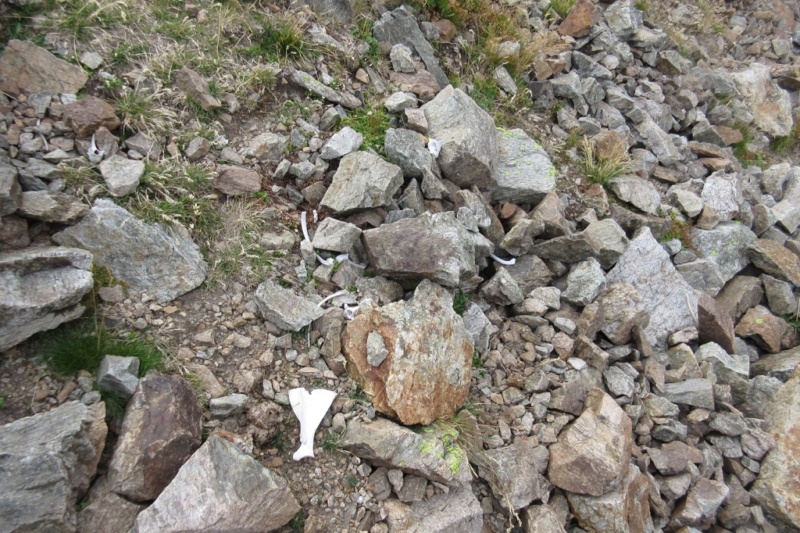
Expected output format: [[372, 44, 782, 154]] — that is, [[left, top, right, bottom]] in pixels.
[[735, 305, 790, 353], [342, 279, 473, 425], [698, 292, 736, 354], [433, 19, 457, 42], [390, 71, 441, 102], [0, 40, 88, 94], [214, 165, 262, 196], [558, 0, 600, 38], [749, 239, 800, 287], [107, 372, 203, 502], [64, 96, 120, 138]]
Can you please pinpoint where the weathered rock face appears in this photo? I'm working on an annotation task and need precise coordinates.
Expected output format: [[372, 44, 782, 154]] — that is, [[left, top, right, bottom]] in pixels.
[[131, 434, 300, 533], [63, 96, 120, 138], [751, 376, 800, 529], [0, 401, 107, 533], [77, 476, 148, 533], [748, 238, 800, 287], [669, 477, 730, 529], [108, 373, 203, 502], [384, 487, 482, 533], [342, 279, 473, 425], [214, 165, 262, 196], [340, 417, 471, 485], [474, 437, 545, 511], [253, 280, 324, 331], [363, 212, 477, 288], [0, 40, 88, 94], [491, 128, 556, 205], [606, 227, 698, 350], [730, 63, 794, 138], [421, 85, 498, 188], [548, 389, 632, 497], [567, 464, 653, 533], [0, 246, 94, 351], [320, 151, 403, 214], [18, 191, 89, 224], [53, 199, 207, 303]]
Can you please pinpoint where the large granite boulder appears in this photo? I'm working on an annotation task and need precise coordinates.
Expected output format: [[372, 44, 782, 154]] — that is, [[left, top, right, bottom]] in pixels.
[[107, 373, 203, 502], [606, 227, 698, 350], [131, 434, 300, 532], [342, 279, 473, 425], [548, 389, 632, 497], [363, 211, 477, 288], [0, 401, 107, 533], [320, 151, 403, 214], [53, 199, 206, 303], [491, 128, 556, 205], [420, 85, 498, 188], [0, 246, 94, 351]]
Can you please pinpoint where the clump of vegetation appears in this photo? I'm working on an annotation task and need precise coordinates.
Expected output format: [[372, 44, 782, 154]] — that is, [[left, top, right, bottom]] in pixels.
[[55, 0, 130, 41], [579, 136, 632, 186], [660, 212, 695, 251], [341, 107, 391, 153], [116, 88, 178, 135], [770, 124, 799, 154], [546, 0, 577, 19], [452, 290, 472, 315], [321, 430, 341, 453], [246, 19, 314, 62], [731, 125, 765, 168]]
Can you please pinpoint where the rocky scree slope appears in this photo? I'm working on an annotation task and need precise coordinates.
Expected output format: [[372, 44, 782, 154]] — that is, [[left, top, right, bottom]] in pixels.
[[1, 0, 800, 532]]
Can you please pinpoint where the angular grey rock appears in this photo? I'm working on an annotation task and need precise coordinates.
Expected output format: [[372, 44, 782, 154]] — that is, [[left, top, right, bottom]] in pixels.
[[131, 435, 300, 533], [633, 115, 681, 165], [731, 63, 794, 138], [174, 67, 222, 111], [504, 254, 553, 294], [320, 151, 403, 214], [603, 366, 635, 398], [53, 199, 207, 303], [245, 132, 288, 161], [303, 0, 352, 23], [0, 40, 88, 94], [669, 478, 729, 529], [551, 71, 583, 99], [604, 0, 643, 37], [677, 259, 726, 296], [355, 276, 403, 305], [701, 171, 742, 224], [609, 176, 661, 215], [209, 393, 249, 417], [491, 128, 556, 205], [363, 212, 476, 288], [563, 257, 607, 306], [748, 238, 800, 287], [523, 504, 567, 533], [340, 417, 471, 485], [17, 191, 89, 224], [97, 355, 140, 400], [99, 155, 144, 197], [384, 128, 435, 179], [771, 170, 800, 233], [372, 7, 449, 88], [474, 437, 545, 510], [568, 464, 654, 533], [214, 165, 262, 196], [462, 302, 492, 353], [77, 476, 147, 533], [421, 85, 498, 188], [670, 188, 703, 218], [662, 378, 715, 410], [479, 267, 524, 306], [582, 218, 629, 269], [390, 44, 416, 73], [108, 373, 203, 502], [695, 341, 749, 381], [384, 487, 482, 533], [319, 126, 363, 160], [596, 283, 648, 344], [185, 137, 210, 162], [287, 67, 362, 109], [311, 217, 362, 253], [0, 401, 106, 533], [0, 246, 93, 351], [254, 280, 324, 331], [0, 163, 21, 216], [125, 133, 162, 159], [689, 222, 756, 288], [606, 227, 698, 350], [384, 91, 417, 113], [342, 280, 473, 425], [366, 330, 389, 367], [548, 389, 632, 497], [752, 345, 800, 382]]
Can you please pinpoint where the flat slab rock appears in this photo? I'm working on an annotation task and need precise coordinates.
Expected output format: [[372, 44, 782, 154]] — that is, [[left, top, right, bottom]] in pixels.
[[384, 487, 482, 533], [342, 279, 473, 425], [0, 246, 94, 351], [131, 434, 300, 533], [53, 199, 207, 304], [320, 151, 403, 214], [606, 227, 698, 350], [0, 40, 88, 94], [253, 280, 324, 331], [491, 128, 556, 205]]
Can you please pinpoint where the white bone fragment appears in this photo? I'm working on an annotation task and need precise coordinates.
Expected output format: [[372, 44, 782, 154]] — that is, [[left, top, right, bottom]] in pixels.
[[289, 388, 337, 460]]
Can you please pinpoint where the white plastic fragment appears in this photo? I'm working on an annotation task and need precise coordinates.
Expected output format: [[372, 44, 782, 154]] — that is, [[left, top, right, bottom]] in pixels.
[[87, 133, 104, 163], [316, 254, 334, 266], [317, 289, 351, 307], [490, 253, 516, 266], [300, 211, 311, 242], [428, 138, 442, 158], [289, 388, 337, 461], [313, 209, 319, 224]]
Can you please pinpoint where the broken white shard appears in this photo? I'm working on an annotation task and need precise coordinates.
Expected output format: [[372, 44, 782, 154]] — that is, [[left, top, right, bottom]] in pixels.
[[428, 138, 442, 158], [289, 388, 337, 461]]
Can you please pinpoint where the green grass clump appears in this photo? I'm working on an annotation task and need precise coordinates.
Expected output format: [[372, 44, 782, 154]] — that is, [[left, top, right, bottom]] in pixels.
[[246, 20, 314, 62], [453, 290, 472, 315], [321, 430, 341, 452], [580, 136, 632, 186], [341, 107, 390, 153], [731, 125, 765, 168], [41, 321, 164, 376], [56, 0, 130, 41], [546, 0, 577, 19]]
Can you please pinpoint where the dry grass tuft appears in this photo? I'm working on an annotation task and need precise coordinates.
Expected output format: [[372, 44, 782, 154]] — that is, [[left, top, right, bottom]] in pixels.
[[580, 136, 633, 186]]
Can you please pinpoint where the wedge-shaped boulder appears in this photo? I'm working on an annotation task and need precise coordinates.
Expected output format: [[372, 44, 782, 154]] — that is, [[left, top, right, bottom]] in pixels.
[[492, 128, 555, 205], [254, 280, 324, 331], [548, 388, 632, 497], [0, 246, 93, 351], [342, 279, 473, 425], [421, 85, 498, 188], [0, 401, 107, 533], [108, 373, 203, 502], [340, 417, 471, 485], [384, 487, 482, 533], [320, 151, 403, 214], [363, 212, 476, 287], [606, 227, 698, 350], [473, 437, 545, 511], [53, 199, 206, 303], [0, 40, 88, 94], [131, 434, 300, 532]]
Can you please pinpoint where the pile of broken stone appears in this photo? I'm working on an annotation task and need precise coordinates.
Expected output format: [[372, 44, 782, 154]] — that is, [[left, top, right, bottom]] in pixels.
[[2, 0, 800, 531]]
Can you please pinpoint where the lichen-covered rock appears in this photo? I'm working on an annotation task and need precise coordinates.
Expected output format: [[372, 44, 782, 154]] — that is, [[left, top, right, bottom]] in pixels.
[[491, 128, 556, 205], [253, 280, 324, 331]]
